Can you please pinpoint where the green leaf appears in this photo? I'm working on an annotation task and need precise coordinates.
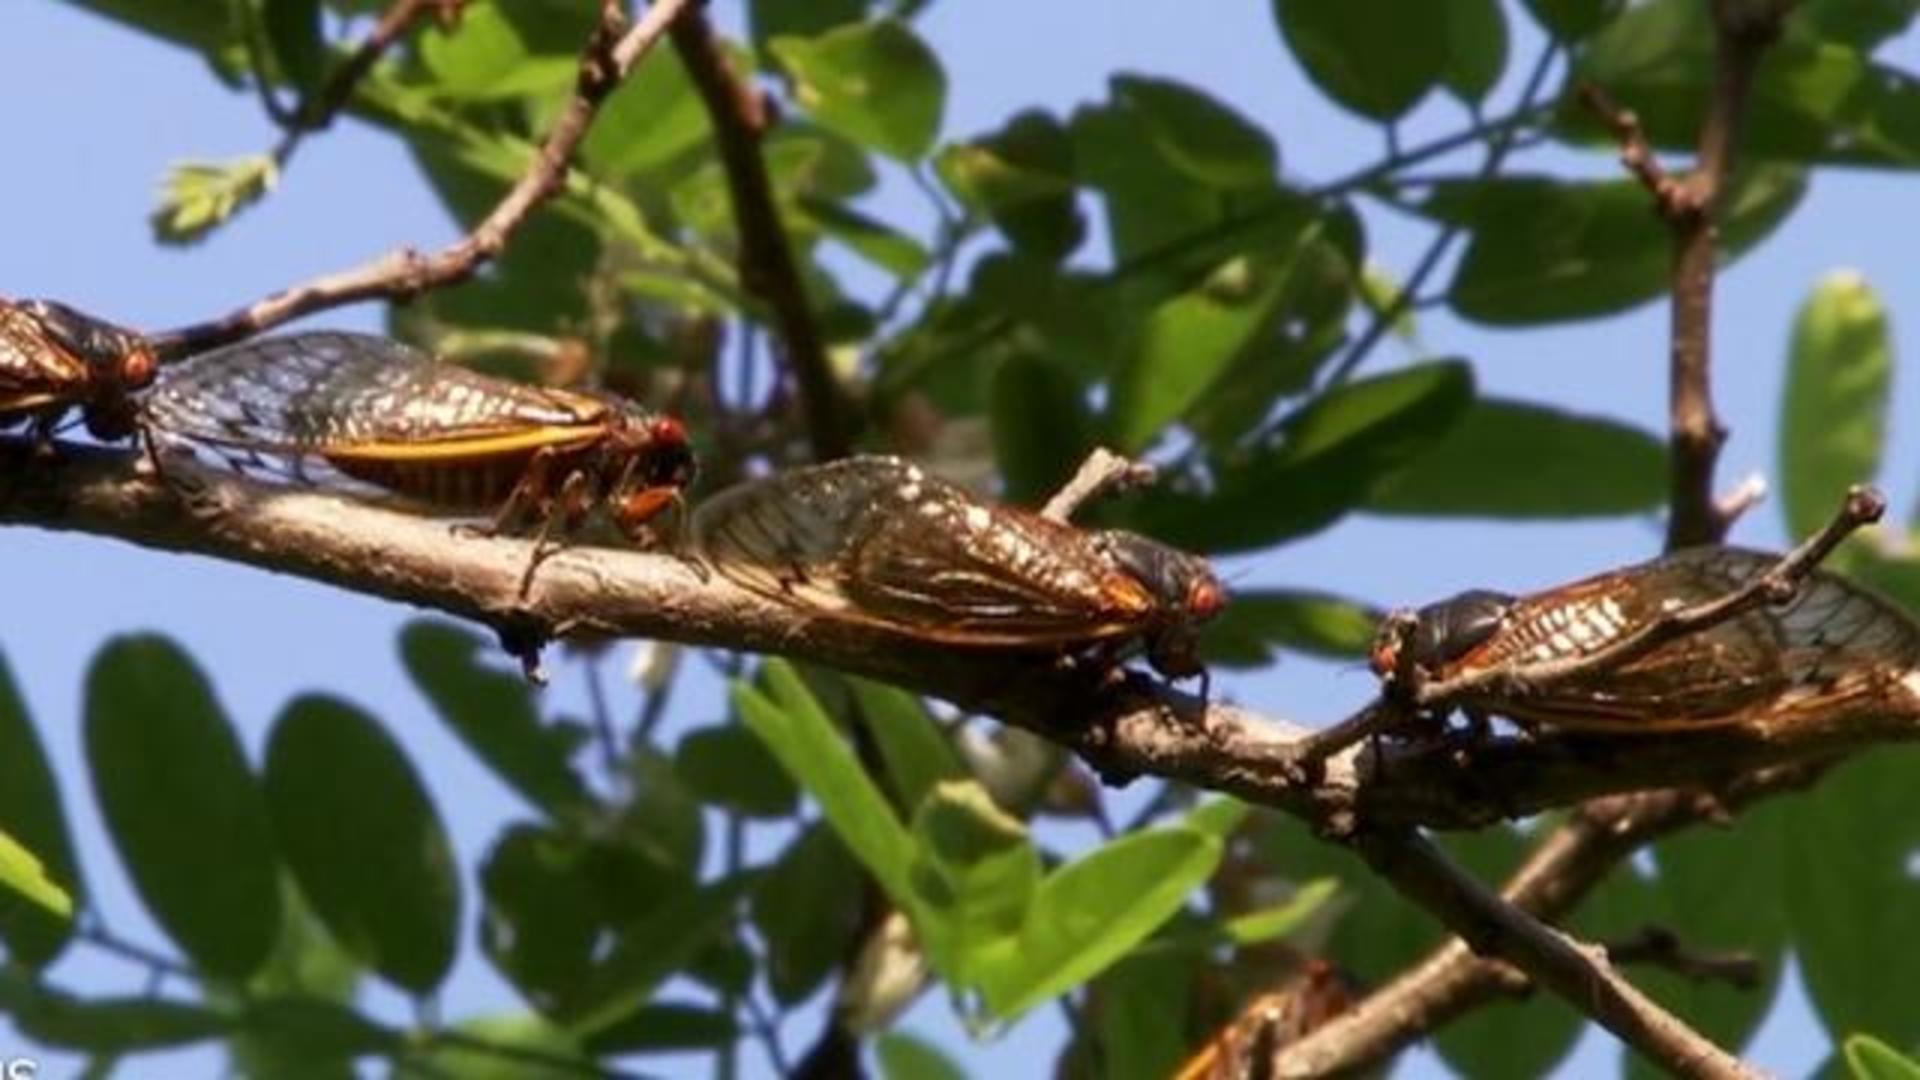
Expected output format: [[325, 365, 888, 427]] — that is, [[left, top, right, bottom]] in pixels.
[[1110, 249, 1304, 451], [876, 1031, 967, 1080], [979, 821, 1220, 1017], [990, 353, 1097, 507], [263, 694, 461, 996], [569, 872, 759, 1037], [0, 829, 72, 924], [1779, 270, 1891, 541], [909, 782, 1040, 983], [1127, 361, 1475, 553], [1784, 750, 1920, 1047], [84, 635, 281, 980], [238, 996, 404, 1060], [1442, 0, 1509, 103], [263, 0, 325, 97], [581, 46, 710, 179], [1437, 167, 1807, 324], [417, 0, 559, 101], [1795, 0, 1920, 48], [55, 0, 240, 57], [399, 621, 590, 819], [1366, 398, 1667, 517], [1272, 0, 1449, 120], [849, 679, 966, 816], [0, 975, 231, 1053], [0, 650, 83, 967], [414, 1012, 591, 1080], [772, 19, 947, 161], [749, 0, 866, 54], [583, 1001, 739, 1056], [1846, 1034, 1920, 1079], [1522, 0, 1622, 39], [751, 824, 867, 1005], [1107, 75, 1276, 190], [150, 155, 279, 245], [936, 110, 1084, 259], [674, 722, 801, 818], [1200, 588, 1379, 667], [801, 195, 932, 279], [1223, 878, 1339, 945], [1091, 948, 1201, 1080], [733, 661, 917, 904]]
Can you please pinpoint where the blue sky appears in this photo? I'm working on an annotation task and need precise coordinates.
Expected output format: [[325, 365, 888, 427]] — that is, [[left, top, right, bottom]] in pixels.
[[4, 1, 1918, 1075]]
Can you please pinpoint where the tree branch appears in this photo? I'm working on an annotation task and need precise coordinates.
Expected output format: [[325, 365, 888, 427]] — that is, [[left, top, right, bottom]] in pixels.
[[273, 0, 467, 167], [151, 0, 697, 359], [670, 10, 849, 461], [1347, 827, 1760, 1078]]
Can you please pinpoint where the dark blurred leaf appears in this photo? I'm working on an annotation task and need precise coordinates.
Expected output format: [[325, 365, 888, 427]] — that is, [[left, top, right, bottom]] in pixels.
[[1846, 1034, 1920, 1079], [1435, 167, 1806, 324], [1367, 398, 1666, 517], [751, 823, 867, 1005], [84, 635, 280, 980], [400, 621, 590, 819], [674, 723, 801, 818], [56, 0, 240, 57], [937, 110, 1084, 260], [623, 746, 708, 881], [1795, 0, 1920, 48], [1108, 75, 1277, 189], [569, 872, 758, 1037], [1568, 0, 1920, 166], [149, 155, 279, 246], [1272, 0, 1448, 120], [1442, 0, 1508, 103], [1109, 250, 1302, 452], [991, 353, 1096, 506], [0, 971, 230, 1053], [415, 1012, 591, 1080], [1784, 751, 1920, 1047], [1128, 361, 1475, 553], [1201, 588, 1379, 668], [1521, 0, 1622, 39], [583, 1001, 739, 1056], [0, 651, 82, 967], [238, 996, 403, 1060], [876, 1030, 967, 1080], [801, 195, 932, 278], [1779, 270, 1890, 541], [264, 694, 461, 996], [749, 0, 866, 54], [734, 661, 917, 904], [772, 19, 946, 161], [850, 679, 966, 816], [1091, 947, 1200, 1080], [263, 0, 324, 97]]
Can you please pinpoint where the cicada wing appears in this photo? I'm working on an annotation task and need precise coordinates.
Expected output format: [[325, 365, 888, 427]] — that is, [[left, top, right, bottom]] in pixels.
[[842, 503, 1153, 646], [146, 332, 595, 454]]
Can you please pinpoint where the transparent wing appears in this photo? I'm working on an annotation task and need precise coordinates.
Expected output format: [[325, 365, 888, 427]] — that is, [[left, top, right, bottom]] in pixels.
[[145, 332, 594, 452]]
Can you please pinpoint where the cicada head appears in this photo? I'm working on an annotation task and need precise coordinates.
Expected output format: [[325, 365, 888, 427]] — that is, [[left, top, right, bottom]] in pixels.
[[606, 411, 697, 542], [1371, 588, 1515, 681], [18, 299, 156, 399], [1095, 529, 1227, 680]]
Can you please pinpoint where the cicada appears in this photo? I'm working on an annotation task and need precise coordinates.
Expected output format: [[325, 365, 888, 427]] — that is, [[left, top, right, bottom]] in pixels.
[[1371, 546, 1920, 733], [0, 298, 156, 443], [691, 455, 1226, 684], [1173, 960, 1353, 1080], [143, 332, 696, 577]]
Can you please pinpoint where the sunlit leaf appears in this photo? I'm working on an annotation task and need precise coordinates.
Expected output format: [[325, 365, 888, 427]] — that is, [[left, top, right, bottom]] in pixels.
[[772, 19, 947, 161], [1779, 270, 1891, 541]]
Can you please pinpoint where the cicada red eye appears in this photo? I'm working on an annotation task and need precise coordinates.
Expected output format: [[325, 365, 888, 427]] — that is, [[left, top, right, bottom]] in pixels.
[[692, 456, 1222, 682], [144, 331, 697, 571]]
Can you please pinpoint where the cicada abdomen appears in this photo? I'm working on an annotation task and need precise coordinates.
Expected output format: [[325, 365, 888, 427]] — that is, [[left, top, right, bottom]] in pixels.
[[0, 298, 156, 443], [691, 455, 1225, 683], [1375, 547, 1920, 733], [143, 331, 696, 566]]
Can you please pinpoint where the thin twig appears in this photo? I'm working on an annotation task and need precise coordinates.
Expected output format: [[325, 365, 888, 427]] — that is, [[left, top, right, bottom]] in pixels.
[[1038, 447, 1157, 523], [1605, 926, 1763, 990], [151, 0, 696, 359], [1348, 828, 1759, 1078], [670, 9, 849, 461]]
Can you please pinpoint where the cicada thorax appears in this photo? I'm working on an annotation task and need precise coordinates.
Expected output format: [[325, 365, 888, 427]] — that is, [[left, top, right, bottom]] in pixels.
[[143, 331, 696, 545], [0, 298, 155, 441], [1391, 546, 1920, 733], [692, 455, 1225, 682]]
